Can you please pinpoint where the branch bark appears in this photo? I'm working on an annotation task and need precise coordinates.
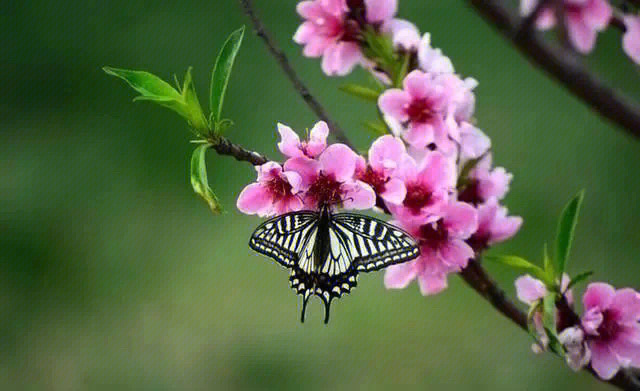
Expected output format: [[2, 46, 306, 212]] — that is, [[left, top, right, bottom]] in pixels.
[[211, 136, 268, 166], [238, 0, 354, 149], [467, 0, 640, 140]]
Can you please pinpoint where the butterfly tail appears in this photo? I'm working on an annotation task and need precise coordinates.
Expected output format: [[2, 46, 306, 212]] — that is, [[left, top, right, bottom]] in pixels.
[[300, 290, 312, 323], [322, 298, 332, 324]]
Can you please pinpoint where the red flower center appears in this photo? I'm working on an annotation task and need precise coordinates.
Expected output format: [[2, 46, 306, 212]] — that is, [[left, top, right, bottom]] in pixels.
[[406, 99, 436, 124], [419, 220, 449, 249], [403, 183, 434, 214], [458, 179, 482, 205], [266, 175, 293, 200], [357, 166, 387, 195], [596, 309, 622, 343], [307, 172, 343, 207]]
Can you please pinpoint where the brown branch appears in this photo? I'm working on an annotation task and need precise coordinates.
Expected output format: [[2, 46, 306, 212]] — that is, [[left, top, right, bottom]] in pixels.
[[211, 136, 268, 166], [467, 0, 640, 140], [238, 0, 354, 149]]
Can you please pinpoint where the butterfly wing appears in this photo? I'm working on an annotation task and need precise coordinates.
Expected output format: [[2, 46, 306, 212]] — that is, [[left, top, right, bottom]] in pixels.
[[331, 213, 420, 272], [249, 211, 318, 267]]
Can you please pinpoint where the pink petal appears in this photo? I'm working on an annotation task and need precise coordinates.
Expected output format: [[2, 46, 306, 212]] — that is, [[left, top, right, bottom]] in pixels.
[[378, 89, 411, 121], [583, 0, 611, 30], [384, 19, 421, 50], [439, 240, 474, 270], [417, 270, 448, 295], [623, 16, 640, 65], [566, 13, 597, 53], [418, 33, 455, 74], [417, 151, 456, 191], [236, 183, 273, 216], [369, 135, 406, 174], [611, 289, 640, 323], [297, 1, 324, 19], [380, 177, 406, 205], [277, 123, 303, 158], [489, 215, 523, 244], [293, 22, 317, 44], [611, 330, 640, 367], [582, 308, 604, 335], [319, 143, 358, 182], [536, 8, 557, 30], [307, 121, 329, 157], [282, 170, 304, 194], [404, 122, 435, 149], [519, 0, 538, 16], [257, 161, 284, 182], [342, 181, 376, 210], [443, 201, 478, 239], [459, 123, 491, 160], [583, 283, 616, 311], [365, 0, 397, 23], [273, 195, 304, 215], [284, 156, 320, 188], [321, 0, 347, 17], [589, 341, 621, 380], [384, 260, 419, 289], [322, 42, 362, 76], [515, 275, 547, 305], [403, 70, 431, 100], [303, 36, 333, 57]]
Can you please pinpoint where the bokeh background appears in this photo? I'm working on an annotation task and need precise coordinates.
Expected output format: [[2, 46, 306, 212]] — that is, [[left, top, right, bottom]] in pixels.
[[3, 1, 640, 390]]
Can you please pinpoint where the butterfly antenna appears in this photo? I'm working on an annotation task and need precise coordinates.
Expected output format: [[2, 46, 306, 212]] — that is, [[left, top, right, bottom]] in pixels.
[[300, 291, 311, 323]]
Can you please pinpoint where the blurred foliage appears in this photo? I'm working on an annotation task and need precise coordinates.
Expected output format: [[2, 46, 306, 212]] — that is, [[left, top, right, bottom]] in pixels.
[[2, 1, 640, 390]]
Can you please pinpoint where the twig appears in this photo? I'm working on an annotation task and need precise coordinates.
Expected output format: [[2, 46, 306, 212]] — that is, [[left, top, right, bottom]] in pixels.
[[238, 0, 354, 149], [466, 0, 640, 140], [211, 135, 268, 166], [515, 0, 551, 39]]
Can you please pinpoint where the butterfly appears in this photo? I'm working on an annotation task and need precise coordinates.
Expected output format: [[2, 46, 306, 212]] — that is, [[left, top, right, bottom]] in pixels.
[[249, 205, 420, 323]]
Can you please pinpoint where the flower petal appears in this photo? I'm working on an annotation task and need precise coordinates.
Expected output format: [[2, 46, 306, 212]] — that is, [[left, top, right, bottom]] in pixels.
[[319, 143, 358, 182], [417, 270, 448, 295], [284, 156, 320, 188], [365, 0, 397, 23], [378, 89, 411, 121], [623, 16, 640, 65], [438, 240, 473, 270], [277, 123, 303, 158], [380, 178, 406, 205], [384, 260, 418, 289], [515, 275, 547, 305], [342, 181, 376, 210], [611, 288, 640, 323], [369, 135, 406, 174], [237, 183, 273, 216], [443, 201, 478, 238], [589, 341, 621, 380], [307, 121, 329, 157], [566, 13, 597, 54], [583, 282, 616, 311]]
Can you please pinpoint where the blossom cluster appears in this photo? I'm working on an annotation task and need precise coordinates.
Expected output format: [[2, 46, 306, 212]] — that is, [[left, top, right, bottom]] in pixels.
[[516, 276, 640, 379], [519, 0, 640, 64]]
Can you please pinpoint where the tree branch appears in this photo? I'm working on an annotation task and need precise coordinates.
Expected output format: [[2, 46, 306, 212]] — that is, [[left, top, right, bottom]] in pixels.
[[238, 0, 354, 149], [211, 136, 268, 166], [466, 0, 640, 140]]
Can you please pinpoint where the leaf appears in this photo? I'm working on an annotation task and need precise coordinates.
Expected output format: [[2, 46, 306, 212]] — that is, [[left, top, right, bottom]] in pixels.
[[541, 292, 564, 354], [191, 144, 222, 214], [181, 67, 209, 132], [542, 242, 556, 287], [104, 67, 189, 118], [339, 83, 380, 102], [210, 26, 245, 125], [555, 190, 585, 277], [362, 120, 389, 136], [484, 255, 547, 281], [457, 155, 484, 189], [566, 271, 594, 291]]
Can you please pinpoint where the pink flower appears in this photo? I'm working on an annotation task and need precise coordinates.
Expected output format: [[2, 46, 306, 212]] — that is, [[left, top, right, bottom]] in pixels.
[[237, 162, 304, 217], [387, 151, 455, 223], [623, 15, 640, 65], [459, 122, 491, 161], [382, 19, 421, 51], [438, 73, 477, 125], [458, 155, 512, 205], [581, 283, 640, 379], [520, 0, 612, 53], [559, 326, 592, 371], [284, 143, 376, 210], [293, 0, 398, 76], [468, 198, 522, 252], [385, 201, 478, 295], [378, 70, 456, 151], [515, 274, 547, 305], [277, 121, 328, 159], [355, 135, 408, 205], [418, 33, 455, 74]]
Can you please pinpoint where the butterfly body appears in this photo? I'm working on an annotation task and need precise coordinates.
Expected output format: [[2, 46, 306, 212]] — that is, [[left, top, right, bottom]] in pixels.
[[249, 205, 419, 323]]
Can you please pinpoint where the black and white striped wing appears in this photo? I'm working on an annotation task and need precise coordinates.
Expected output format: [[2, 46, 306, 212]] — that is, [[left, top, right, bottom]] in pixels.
[[331, 213, 420, 272], [249, 212, 318, 267]]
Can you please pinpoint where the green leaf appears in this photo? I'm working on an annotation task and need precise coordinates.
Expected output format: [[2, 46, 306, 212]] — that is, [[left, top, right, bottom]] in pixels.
[[216, 118, 235, 134], [457, 155, 484, 189], [542, 242, 556, 287], [339, 83, 380, 102], [555, 190, 585, 277], [104, 66, 189, 118], [566, 271, 594, 291], [181, 67, 209, 132], [541, 292, 564, 354], [190, 144, 222, 214], [362, 120, 389, 136], [210, 26, 245, 125], [484, 255, 547, 281]]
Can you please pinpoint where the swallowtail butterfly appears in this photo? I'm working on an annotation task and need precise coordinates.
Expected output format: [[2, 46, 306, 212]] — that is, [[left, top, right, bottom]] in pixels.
[[249, 205, 420, 323]]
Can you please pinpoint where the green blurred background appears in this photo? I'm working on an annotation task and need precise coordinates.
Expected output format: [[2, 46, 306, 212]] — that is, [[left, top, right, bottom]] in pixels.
[[3, 1, 640, 390]]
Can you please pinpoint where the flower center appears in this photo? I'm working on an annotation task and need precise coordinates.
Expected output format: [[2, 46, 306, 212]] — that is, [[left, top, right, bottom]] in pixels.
[[403, 183, 433, 214], [357, 166, 387, 194], [406, 99, 436, 124], [596, 309, 622, 342], [307, 172, 343, 207], [458, 179, 481, 205], [419, 220, 448, 249], [266, 175, 293, 200]]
